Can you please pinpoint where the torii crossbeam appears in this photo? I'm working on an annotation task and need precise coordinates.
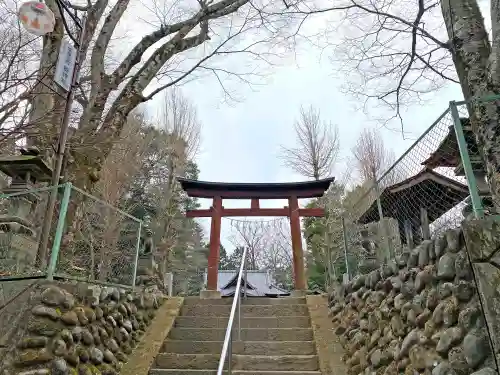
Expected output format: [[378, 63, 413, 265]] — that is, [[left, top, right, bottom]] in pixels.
[[177, 177, 334, 294]]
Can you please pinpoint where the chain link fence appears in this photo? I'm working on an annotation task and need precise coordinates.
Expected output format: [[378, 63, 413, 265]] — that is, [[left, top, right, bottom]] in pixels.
[[0, 182, 143, 288], [53, 184, 142, 288], [336, 95, 498, 281]]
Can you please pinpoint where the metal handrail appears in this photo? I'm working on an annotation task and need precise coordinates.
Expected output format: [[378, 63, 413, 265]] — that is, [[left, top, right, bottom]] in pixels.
[[216, 246, 248, 375]]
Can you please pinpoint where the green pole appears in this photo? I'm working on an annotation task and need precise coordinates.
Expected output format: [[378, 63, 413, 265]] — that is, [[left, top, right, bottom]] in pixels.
[[341, 216, 350, 280], [47, 182, 72, 280], [449, 101, 484, 219], [132, 221, 143, 289]]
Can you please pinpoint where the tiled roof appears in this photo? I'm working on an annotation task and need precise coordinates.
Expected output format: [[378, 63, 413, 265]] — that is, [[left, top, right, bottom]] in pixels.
[[203, 269, 289, 297]]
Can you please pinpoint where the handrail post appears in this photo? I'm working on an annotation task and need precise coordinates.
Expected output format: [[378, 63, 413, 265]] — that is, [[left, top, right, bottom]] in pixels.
[[216, 246, 248, 375], [244, 253, 248, 299], [228, 332, 232, 374], [238, 290, 241, 341]]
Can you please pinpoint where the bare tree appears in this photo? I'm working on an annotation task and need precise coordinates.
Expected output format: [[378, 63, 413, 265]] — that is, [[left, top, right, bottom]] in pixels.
[[0, 0, 41, 146], [229, 220, 269, 270], [228, 219, 294, 288], [162, 87, 201, 162], [351, 127, 395, 185], [98, 111, 152, 206], [60, 89, 201, 281], [14, 0, 287, 195], [154, 88, 201, 276], [260, 220, 293, 289], [281, 105, 339, 180], [60, 110, 153, 281], [272, 0, 500, 206], [94, 111, 153, 280]]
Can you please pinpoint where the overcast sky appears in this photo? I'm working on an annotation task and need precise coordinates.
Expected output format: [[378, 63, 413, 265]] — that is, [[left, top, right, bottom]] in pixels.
[[144, 0, 490, 251], [181, 55, 463, 250]]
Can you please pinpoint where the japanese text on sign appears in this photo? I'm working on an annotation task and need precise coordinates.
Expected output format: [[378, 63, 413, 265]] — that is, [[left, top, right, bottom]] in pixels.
[[54, 39, 77, 92]]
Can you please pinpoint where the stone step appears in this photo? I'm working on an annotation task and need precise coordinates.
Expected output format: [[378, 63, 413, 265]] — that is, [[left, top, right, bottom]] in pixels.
[[180, 304, 309, 317], [161, 340, 317, 355], [149, 370, 321, 375], [168, 328, 313, 342], [174, 316, 311, 329], [183, 297, 306, 306], [154, 354, 319, 371]]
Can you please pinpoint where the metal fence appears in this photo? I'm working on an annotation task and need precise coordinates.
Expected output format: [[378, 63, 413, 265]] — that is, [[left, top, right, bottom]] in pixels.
[[0, 182, 143, 288], [335, 96, 498, 281]]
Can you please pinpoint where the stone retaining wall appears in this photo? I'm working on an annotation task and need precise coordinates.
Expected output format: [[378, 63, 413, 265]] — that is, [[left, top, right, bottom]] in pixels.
[[329, 227, 496, 375], [0, 281, 163, 375]]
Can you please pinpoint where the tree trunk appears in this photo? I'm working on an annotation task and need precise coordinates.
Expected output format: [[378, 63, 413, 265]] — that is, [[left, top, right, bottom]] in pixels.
[[27, 0, 66, 159], [442, 0, 500, 208]]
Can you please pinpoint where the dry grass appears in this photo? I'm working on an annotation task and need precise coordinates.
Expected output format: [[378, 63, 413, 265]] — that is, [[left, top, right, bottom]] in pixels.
[[306, 295, 348, 375]]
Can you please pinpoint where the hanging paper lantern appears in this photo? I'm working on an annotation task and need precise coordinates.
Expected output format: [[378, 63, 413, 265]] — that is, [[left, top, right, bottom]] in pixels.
[[18, 1, 55, 36]]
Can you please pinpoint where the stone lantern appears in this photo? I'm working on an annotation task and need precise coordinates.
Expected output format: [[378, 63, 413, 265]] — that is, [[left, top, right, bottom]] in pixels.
[[0, 147, 52, 274]]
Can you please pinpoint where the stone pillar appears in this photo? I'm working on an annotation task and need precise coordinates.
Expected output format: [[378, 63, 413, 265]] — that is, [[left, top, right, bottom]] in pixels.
[[463, 217, 500, 365], [385, 217, 402, 255], [135, 253, 157, 286]]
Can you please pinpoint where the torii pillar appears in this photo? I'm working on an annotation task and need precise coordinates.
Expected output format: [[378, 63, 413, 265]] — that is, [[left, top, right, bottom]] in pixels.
[[177, 177, 334, 297]]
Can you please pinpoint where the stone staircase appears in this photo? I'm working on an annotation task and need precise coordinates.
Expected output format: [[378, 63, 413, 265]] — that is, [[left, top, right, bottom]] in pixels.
[[149, 296, 321, 375]]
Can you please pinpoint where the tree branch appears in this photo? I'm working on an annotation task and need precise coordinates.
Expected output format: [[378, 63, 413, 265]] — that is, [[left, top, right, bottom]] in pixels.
[[110, 0, 249, 88], [90, 0, 131, 89]]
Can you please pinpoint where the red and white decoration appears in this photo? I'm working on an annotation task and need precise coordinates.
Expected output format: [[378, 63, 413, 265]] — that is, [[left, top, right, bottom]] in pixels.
[[18, 1, 55, 36]]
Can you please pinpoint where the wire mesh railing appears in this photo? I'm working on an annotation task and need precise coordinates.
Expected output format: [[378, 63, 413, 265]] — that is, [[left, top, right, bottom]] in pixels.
[[336, 95, 499, 281], [0, 182, 143, 288], [52, 184, 142, 288]]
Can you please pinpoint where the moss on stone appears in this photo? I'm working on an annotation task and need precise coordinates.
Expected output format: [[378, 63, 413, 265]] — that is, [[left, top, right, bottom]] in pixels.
[[27, 317, 62, 337], [77, 364, 97, 375], [120, 342, 132, 355], [15, 348, 54, 366], [97, 363, 117, 375], [83, 307, 96, 322], [61, 310, 79, 326], [65, 349, 80, 367], [17, 336, 49, 349], [76, 345, 90, 363]]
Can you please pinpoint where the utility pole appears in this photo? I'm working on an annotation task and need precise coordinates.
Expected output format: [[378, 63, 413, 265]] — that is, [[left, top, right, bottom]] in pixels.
[[35, 5, 87, 267]]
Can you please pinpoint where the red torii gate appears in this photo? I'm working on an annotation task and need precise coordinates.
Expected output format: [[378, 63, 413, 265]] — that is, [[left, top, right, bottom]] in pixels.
[[177, 177, 334, 294]]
